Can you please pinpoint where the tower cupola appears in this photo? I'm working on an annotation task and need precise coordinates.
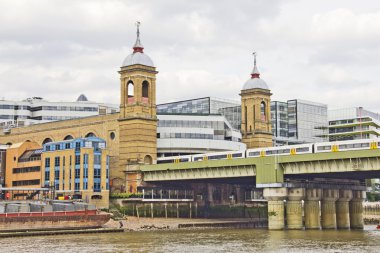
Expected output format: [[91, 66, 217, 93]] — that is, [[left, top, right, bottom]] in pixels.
[[242, 52, 269, 90]]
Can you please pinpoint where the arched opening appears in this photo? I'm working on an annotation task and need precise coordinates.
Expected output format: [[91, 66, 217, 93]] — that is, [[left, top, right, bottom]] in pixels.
[[85, 132, 96, 138], [64, 135, 73, 140], [127, 81, 134, 104], [261, 102, 266, 121], [42, 138, 53, 145], [91, 195, 103, 199], [144, 155, 153, 165], [6, 142, 12, 146], [142, 80, 149, 103], [110, 132, 116, 140]]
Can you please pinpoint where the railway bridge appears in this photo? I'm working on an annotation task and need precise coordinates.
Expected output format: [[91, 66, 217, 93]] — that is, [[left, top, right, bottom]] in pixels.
[[140, 149, 380, 230]]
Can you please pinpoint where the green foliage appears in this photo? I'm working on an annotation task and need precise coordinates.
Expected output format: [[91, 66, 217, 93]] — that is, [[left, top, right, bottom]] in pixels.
[[110, 192, 143, 199], [366, 192, 380, 202]]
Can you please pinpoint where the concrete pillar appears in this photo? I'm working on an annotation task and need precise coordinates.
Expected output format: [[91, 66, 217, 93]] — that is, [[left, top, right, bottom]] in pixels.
[[336, 189, 353, 229], [321, 189, 339, 229], [264, 187, 288, 230], [235, 186, 242, 204], [350, 190, 365, 229], [304, 188, 322, 229], [207, 183, 213, 204], [286, 188, 305, 229]]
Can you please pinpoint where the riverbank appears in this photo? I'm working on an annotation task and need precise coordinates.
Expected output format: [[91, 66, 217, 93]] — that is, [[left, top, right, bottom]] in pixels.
[[103, 217, 266, 231]]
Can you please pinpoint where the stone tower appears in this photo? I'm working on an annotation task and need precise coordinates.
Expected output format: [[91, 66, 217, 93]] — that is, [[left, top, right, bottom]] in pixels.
[[119, 22, 158, 193], [240, 53, 272, 148]]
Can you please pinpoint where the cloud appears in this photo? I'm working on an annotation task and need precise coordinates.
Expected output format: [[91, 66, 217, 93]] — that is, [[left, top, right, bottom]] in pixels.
[[0, 0, 380, 114]]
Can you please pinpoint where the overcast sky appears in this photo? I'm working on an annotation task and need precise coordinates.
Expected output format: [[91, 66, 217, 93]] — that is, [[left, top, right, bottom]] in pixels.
[[1, 0, 380, 112]]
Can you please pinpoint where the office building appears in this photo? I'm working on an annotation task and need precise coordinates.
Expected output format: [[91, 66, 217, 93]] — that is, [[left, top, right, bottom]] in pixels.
[[0, 95, 118, 132], [41, 137, 110, 208], [328, 107, 380, 141]]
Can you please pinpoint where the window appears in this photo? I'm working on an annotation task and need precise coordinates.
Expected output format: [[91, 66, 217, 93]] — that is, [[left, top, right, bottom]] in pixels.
[[54, 157, 60, 167], [75, 155, 80, 165], [261, 101, 266, 121], [94, 155, 101, 165], [45, 157, 51, 168]]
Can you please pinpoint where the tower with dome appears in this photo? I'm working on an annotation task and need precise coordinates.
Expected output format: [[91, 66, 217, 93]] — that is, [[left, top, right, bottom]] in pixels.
[[240, 53, 273, 148], [118, 22, 158, 191]]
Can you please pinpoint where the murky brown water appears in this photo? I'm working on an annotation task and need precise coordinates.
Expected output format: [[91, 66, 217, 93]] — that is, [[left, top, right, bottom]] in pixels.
[[1, 226, 380, 252]]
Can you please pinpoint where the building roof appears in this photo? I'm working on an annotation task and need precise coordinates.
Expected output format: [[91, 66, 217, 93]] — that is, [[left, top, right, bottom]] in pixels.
[[242, 53, 269, 90], [122, 22, 154, 67], [76, 94, 88, 102]]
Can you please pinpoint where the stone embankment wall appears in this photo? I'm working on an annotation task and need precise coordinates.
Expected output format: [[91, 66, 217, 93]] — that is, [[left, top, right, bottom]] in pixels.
[[0, 212, 110, 231]]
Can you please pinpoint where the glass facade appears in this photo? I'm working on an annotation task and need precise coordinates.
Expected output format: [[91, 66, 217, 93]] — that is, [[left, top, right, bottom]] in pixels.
[[271, 101, 288, 139], [288, 100, 328, 143], [328, 107, 380, 141], [157, 97, 240, 115]]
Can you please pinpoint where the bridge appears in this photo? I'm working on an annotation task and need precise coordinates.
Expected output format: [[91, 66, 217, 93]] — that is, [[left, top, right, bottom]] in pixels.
[[140, 149, 380, 230]]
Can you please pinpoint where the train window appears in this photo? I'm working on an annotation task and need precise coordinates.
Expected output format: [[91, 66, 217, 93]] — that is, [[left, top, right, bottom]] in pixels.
[[180, 158, 190, 162], [157, 159, 174, 164], [338, 145, 347, 149], [317, 146, 331, 151], [361, 143, 370, 147], [278, 149, 290, 154], [266, 150, 278, 155], [208, 154, 227, 160], [296, 147, 309, 152], [194, 157, 203, 161], [232, 153, 243, 158], [249, 152, 260, 156]]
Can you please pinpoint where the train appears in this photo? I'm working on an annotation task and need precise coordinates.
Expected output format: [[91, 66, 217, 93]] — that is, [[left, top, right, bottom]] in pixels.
[[156, 139, 380, 164]]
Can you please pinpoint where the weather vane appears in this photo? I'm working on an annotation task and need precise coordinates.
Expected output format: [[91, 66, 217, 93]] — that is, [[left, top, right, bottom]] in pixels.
[[253, 51, 257, 66]]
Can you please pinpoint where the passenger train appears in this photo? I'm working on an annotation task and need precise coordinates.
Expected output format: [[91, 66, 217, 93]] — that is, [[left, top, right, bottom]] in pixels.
[[157, 139, 380, 164]]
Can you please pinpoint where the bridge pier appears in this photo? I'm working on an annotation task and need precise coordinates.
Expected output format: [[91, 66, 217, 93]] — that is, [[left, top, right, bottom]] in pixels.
[[286, 188, 305, 229], [321, 189, 339, 229], [207, 183, 214, 206], [264, 188, 287, 230], [349, 190, 365, 229], [336, 189, 353, 229], [304, 188, 322, 230]]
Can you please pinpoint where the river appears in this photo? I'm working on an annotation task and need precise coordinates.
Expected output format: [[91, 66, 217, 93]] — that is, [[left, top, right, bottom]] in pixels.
[[1, 226, 380, 252]]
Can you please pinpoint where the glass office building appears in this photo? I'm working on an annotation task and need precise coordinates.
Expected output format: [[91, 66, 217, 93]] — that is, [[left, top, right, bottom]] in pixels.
[[157, 97, 240, 115], [287, 99, 328, 143]]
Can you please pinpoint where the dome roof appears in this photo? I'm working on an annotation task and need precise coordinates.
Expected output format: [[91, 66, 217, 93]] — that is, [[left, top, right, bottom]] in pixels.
[[242, 52, 269, 90], [122, 21, 154, 67], [122, 52, 154, 67], [76, 94, 88, 102], [243, 78, 269, 90]]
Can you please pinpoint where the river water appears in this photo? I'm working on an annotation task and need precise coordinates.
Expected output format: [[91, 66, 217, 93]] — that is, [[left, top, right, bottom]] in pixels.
[[1, 226, 380, 252]]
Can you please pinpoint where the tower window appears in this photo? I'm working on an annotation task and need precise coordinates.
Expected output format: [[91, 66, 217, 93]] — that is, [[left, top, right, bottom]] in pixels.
[[142, 80, 149, 104], [127, 81, 134, 104], [261, 102, 266, 121]]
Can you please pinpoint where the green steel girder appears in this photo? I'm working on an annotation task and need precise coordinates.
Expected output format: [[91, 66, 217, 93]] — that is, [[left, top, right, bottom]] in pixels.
[[141, 149, 380, 183]]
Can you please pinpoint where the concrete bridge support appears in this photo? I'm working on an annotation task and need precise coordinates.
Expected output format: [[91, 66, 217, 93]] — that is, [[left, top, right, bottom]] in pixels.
[[207, 184, 214, 205], [336, 190, 353, 229], [304, 188, 322, 230], [286, 188, 305, 229], [264, 188, 287, 230], [321, 189, 339, 229], [349, 190, 365, 229]]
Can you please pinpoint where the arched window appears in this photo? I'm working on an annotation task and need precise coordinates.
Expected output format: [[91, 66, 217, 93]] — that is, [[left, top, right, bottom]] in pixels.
[[144, 155, 153, 165], [142, 81, 149, 103], [64, 135, 73, 140], [261, 102, 266, 121], [42, 138, 53, 145], [127, 81, 134, 104], [85, 132, 96, 138]]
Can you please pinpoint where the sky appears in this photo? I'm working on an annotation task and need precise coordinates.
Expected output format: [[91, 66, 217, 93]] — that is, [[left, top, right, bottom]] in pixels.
[[0, 0, 380, 111]]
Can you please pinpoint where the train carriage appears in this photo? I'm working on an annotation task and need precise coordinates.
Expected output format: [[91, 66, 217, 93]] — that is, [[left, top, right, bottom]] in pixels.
[[157, 155, 192, 164], [192, 151, 245, 162], [314, 139, 377, 153]]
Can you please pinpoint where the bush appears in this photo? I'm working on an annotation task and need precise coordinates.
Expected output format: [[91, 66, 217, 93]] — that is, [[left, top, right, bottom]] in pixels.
[[110, 192, 143, 199]]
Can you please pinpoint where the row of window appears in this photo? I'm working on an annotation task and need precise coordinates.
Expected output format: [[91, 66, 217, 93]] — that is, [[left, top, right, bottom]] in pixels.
[[0, 105, 30, 110], [13, 166, 40, 174], [158, 132, 214, 140], [158, 120, 225, 129], [30, 106, 98, 112], [12, 179, 40, 186]]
